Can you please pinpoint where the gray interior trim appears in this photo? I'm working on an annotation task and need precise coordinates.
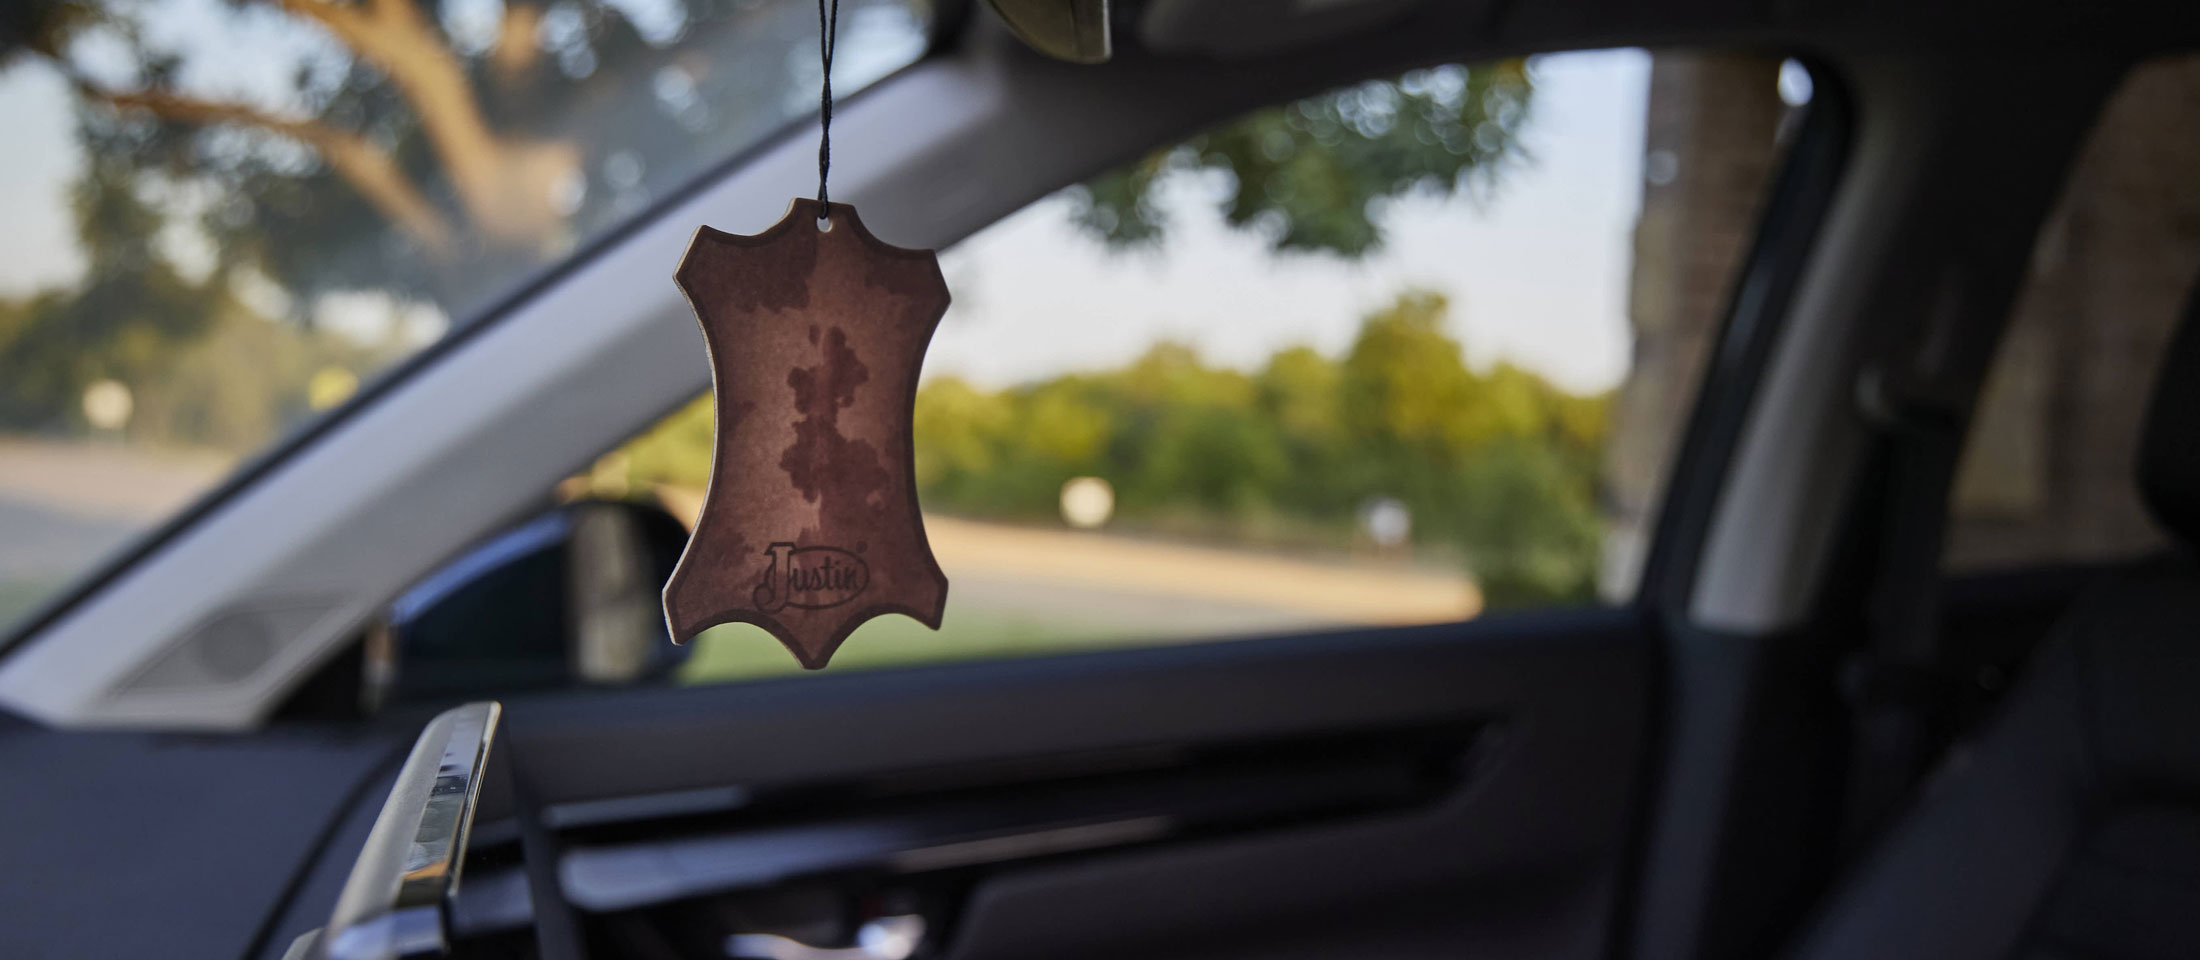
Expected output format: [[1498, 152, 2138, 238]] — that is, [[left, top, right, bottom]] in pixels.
[[1688, 54, 2121, 632], [1684, 59, 1914, 632]]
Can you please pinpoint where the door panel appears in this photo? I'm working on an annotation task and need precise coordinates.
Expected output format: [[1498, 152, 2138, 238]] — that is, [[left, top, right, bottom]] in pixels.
[[365, 609, 1659, 958]]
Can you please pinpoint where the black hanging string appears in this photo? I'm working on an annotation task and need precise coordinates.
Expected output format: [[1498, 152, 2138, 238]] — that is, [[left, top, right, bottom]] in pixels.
[[816, 0, 841, 220]]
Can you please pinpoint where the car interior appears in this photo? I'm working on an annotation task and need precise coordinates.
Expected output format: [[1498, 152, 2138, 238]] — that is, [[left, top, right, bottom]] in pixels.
[[2, 0, 2198, 959]]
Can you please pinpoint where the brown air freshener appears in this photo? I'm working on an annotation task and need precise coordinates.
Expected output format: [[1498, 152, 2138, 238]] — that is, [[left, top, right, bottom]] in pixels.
[[662, 199, 948, 668]]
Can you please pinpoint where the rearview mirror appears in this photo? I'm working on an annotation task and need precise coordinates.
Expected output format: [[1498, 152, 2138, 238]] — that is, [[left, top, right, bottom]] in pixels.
[[984, 0, 1110, 63]]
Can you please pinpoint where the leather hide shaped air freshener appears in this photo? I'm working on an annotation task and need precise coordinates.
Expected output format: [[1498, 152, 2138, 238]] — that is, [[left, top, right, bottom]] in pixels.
[[663, 198, 949, 668]]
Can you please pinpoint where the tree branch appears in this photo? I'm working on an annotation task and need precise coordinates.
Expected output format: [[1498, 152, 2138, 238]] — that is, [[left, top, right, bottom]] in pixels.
[[275, 0, 566, 242], [94, 87, 457, 256], [490, 4, 544, 89]]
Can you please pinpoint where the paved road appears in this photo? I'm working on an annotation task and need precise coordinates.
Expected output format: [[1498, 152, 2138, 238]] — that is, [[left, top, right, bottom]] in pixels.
[[0, 496, 137, 579], [0, 438, 229, 520], [0, 496, 141, 627], [657, 489, 1481, 644], [0, 439, 1482, 646], [921, 514, 1479, 634], [0, 438, 230, 629]]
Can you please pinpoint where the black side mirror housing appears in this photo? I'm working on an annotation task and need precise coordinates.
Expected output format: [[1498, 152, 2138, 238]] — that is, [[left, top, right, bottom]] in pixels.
[[375, 499, 693, 706]]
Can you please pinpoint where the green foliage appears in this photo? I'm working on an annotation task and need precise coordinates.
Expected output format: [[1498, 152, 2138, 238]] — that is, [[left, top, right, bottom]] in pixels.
[[132, 300, 384, 450], [0, 282, 392, 450], [0, 145, 394, 445], [623, 291, 1612, 608], [916, 290, 1609, 606], [1450, 438, 1604, 607], [618, 394, 716, 490], [1072, 61, 1535, 257], [0, 153, 212, 427]]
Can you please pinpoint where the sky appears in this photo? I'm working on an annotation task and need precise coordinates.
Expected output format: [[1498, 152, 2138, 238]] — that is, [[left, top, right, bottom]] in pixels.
[[0, 65, 85, 298], [928, 49, 1652, 394], [0, 27, 1651, 395]]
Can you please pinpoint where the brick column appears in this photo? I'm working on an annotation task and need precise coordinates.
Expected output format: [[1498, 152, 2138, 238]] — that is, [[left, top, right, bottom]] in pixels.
[[1603, 53, 1783, 598], [1947, 57, 2200, 568]]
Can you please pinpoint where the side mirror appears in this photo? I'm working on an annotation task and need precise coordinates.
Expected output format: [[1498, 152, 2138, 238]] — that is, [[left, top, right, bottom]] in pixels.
[[371, 499, 693, 707]]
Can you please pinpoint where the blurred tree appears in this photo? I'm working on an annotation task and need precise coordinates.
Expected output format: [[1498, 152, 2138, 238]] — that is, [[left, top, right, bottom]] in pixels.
[[1332, 291, 1607, 603], [1451, 437, 1602, 607], [131, 295, 381, 449], [0, 0, 825, 299], [0, 147, 215, 426], [617, 393, 716, 491], [1255, 344, 1348, 514], [0, 0, 868, 433], [1072, 61, 1535, 257], [1106, 344, 1280, 516], [910, 375, 1011, 495], [1340, 290, 1478, 457], [0, 147, 388, 443]]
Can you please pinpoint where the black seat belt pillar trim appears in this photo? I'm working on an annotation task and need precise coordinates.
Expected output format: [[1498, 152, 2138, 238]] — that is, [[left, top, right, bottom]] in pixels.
[[1838, 280, 1983, 852]]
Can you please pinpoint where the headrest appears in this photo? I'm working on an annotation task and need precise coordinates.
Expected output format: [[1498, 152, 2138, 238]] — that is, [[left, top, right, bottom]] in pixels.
[[2138, 278, 2200, 547]]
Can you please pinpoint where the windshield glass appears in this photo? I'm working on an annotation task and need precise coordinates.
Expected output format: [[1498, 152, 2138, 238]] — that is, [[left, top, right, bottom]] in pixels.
[[0, 0, 931, 634]]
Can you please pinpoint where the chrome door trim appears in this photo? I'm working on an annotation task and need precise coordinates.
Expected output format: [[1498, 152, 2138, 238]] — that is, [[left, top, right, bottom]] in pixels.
[[305, 701, 502, 960]]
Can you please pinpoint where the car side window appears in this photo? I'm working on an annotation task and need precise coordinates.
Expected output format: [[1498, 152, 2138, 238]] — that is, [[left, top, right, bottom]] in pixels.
[[1943, 54, 2200, 573], [561, 48, 1806, 683], [0, 0, 934, 639]]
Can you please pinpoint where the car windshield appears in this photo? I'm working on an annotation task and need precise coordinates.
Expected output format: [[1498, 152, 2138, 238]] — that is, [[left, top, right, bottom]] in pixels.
[[0, 0, 931, 635]]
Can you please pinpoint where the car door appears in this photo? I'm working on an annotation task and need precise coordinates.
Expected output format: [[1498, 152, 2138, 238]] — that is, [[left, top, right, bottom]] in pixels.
[[0, 9, 1838, 960], [260, 52, 1833, 960]]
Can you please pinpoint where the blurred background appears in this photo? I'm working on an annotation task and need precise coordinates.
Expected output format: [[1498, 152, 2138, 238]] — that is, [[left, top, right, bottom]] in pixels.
[[0, 0, 2177, 687]]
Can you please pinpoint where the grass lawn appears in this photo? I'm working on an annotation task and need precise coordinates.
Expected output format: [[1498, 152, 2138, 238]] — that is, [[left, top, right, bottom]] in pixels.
[[679, 607, 1157, 684]]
